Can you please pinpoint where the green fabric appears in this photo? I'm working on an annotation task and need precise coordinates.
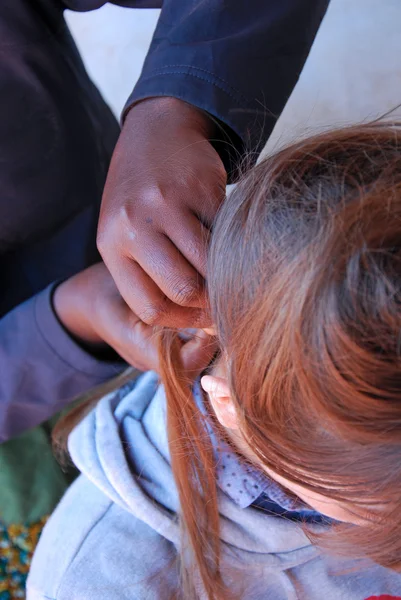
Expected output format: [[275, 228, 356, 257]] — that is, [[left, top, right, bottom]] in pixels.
[[0, 424, 71, 526]]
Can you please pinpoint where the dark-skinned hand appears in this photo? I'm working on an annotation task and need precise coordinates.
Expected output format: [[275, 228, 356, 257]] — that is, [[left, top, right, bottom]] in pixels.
[[97, 97, 227, 329]]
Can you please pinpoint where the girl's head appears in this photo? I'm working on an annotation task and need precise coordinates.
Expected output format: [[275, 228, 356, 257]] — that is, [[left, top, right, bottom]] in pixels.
[[161, 123, 401, 598]]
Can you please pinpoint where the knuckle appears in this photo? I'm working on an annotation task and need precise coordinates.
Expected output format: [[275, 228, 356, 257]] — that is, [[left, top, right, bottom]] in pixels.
[[169, 277, 199, 307], [140, 185, 168, 211], [138, 303, 168, 326], [97, 207, 141, 258], [96, 229, 108, 256]]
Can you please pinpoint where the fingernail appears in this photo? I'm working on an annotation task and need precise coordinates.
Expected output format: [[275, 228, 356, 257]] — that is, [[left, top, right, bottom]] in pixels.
[[202, 327, 216, 336], [188, 329, 210, 343]]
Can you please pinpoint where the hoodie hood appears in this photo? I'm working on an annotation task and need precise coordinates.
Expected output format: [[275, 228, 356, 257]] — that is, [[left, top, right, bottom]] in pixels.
[[69, 371, 316, 568]]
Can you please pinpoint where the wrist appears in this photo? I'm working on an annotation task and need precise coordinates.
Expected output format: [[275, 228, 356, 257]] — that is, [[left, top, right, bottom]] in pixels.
[[52, 277, 104, 347], [125, 97, 216, 139]]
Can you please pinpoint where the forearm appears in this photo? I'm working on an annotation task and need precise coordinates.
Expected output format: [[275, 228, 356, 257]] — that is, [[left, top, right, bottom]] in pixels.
[[0, 285, 123, 442]]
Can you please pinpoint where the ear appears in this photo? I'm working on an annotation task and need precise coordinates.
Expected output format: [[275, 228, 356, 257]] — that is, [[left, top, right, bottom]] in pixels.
[[200, 375, 239, 430]]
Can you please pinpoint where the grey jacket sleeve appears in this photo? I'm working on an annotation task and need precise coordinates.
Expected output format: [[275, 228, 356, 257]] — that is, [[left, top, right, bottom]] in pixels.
[[0, 285, 124, 442]]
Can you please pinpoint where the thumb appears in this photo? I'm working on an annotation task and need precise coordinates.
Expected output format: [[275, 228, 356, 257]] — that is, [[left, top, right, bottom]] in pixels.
[[180, 329, 218, 378]]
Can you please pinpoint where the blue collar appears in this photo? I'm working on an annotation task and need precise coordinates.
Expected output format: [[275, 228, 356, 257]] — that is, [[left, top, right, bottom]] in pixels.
[[193, 383, 317, 516]]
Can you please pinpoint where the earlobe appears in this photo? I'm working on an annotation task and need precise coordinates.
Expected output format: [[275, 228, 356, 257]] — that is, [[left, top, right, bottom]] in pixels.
[[200, 375, 239, 430]]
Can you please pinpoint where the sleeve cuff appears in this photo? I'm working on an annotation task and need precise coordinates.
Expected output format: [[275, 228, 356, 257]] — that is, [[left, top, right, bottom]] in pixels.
[[34, 284, 125, 380], [123, 69, 258, 178]]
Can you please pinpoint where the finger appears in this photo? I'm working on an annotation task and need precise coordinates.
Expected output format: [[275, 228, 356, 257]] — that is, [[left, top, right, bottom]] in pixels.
[[162, 210, 210, 279], [126, 231, 207, 309], [194, 181, 226, 228], [96, 298, 159, 371], [112, 339, 158, 373], [203, 327, 216, 336], [120, 313, 160, 372], [108, 255, 210, 328], [180, 330, 218, 378], [177, 158, 227, 226]]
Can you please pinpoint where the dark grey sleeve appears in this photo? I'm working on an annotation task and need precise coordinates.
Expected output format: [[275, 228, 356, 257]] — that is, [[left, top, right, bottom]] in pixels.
[[0, 285, 124, 442]]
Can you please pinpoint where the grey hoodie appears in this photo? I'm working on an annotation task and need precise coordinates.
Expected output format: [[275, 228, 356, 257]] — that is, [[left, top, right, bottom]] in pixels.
[[27, 372, 401, 600]]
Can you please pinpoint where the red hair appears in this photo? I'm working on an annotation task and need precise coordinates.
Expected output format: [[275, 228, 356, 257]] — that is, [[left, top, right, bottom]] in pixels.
[[160, 123, 401, 598], [55, 123, 401, 599]]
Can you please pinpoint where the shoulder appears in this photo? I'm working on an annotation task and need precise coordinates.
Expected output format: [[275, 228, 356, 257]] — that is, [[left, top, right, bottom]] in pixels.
[[27, 475, 178, 600]]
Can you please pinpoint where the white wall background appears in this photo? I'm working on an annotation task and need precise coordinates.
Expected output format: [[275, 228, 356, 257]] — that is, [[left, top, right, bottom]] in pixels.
[[66, 0, 401, 153], [66, 6, 159, 119]]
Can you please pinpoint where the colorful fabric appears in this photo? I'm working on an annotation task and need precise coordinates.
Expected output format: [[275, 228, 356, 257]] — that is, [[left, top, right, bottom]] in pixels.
[[0, 517, 47, 599], [0, 425, 71, 527], [0, 418, 78, 597]]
